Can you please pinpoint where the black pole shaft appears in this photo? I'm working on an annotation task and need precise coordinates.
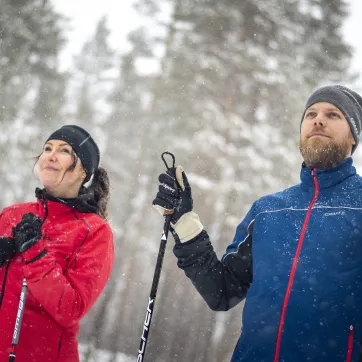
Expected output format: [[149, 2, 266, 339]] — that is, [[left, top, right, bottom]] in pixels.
[[137, 215, 172, 362], [9, 278, 28, 362]]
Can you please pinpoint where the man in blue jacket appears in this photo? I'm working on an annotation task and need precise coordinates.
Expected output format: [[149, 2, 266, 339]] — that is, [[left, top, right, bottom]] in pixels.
[[152, 85, 362, 362]]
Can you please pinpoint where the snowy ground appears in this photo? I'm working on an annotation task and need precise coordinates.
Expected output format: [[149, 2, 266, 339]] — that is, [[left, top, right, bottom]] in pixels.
[[79, 344, 134, 362]]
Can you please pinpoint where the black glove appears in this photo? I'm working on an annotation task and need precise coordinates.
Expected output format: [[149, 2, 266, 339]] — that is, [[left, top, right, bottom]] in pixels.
[[12, 213, 43, 253], [0, 237, 16, 267], [152, 166, 193, 224]]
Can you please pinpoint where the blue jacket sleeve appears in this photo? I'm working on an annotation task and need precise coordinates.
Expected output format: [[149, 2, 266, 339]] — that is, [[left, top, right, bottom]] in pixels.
[[173, 205, 255, 311]]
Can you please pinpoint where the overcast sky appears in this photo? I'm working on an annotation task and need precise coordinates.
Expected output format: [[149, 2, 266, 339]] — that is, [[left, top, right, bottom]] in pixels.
[[53, 1, 140, 70], [343, 0, 362, 87]]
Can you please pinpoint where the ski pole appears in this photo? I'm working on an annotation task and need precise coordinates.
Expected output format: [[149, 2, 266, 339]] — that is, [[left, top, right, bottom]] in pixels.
[[137, 152, 175, 362], [9, 278, 28, 362]]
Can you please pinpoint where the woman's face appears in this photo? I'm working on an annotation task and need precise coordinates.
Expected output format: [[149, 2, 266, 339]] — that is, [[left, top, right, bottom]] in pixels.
[[38, 140, 86, 198]]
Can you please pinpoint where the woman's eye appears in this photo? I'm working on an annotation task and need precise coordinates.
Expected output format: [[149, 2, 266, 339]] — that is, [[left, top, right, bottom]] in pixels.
[[44, 146, 52, 152], [61, 148, 71, 153]]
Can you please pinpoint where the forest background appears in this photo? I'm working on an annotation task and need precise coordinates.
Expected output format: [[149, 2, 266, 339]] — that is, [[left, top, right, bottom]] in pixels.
[[1, 1, 362, 361]]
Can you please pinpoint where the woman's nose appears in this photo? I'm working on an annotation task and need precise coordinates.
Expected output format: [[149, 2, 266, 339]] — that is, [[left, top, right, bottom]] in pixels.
[[46, 151, 57, 161]]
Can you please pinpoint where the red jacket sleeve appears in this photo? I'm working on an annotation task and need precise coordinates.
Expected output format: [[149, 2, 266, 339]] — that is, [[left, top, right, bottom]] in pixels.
[[21, 222, 114, 328]]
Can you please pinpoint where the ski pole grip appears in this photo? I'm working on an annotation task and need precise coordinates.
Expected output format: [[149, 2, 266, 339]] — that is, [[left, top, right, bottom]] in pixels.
[[161, 152, 175, 170]]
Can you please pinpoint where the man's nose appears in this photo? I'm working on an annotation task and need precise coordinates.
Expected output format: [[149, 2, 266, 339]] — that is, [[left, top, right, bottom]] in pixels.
[[313, 114, 327, 127]]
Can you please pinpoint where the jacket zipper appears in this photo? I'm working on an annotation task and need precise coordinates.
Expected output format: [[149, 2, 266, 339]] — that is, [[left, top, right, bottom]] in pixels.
[[57, 334, 63, 358], [273, 169, 319, 362], [346, 325, 354, 362], [0, 260, 11, 308]]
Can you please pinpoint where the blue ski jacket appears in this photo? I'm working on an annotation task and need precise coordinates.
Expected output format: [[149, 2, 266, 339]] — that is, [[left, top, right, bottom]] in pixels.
[[174, 157, 362, 362]]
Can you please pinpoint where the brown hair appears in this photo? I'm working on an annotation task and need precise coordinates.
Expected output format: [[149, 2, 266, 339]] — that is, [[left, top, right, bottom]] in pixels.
[[86, 167, 110, 220]]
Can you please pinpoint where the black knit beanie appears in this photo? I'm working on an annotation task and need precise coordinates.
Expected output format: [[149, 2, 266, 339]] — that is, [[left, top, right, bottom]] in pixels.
[[302, 85, 362, 154], [46, 125, 100, 182]]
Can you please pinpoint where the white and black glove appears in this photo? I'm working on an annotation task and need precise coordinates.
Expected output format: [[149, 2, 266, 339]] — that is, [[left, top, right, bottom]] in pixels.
[[152, 166, 203, 242]]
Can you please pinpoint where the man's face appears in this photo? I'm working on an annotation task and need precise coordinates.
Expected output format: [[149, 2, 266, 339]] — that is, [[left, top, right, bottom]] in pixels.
[[299, 102, 355, 169]]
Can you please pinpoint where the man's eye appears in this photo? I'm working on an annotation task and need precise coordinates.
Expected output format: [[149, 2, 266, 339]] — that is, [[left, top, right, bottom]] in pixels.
[[305, 112, 315, 118], [329, 112, 340, 118]]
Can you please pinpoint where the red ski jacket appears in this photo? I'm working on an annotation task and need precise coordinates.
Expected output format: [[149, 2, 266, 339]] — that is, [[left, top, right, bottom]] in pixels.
[[0, 197, 114, 362]]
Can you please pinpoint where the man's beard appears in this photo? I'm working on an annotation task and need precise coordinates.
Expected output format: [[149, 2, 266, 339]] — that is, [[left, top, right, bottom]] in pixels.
[[299, 136, 351, 169]]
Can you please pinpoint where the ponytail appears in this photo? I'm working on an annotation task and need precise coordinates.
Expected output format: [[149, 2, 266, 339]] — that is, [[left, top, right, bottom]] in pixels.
[[89, 167, 110, 220]]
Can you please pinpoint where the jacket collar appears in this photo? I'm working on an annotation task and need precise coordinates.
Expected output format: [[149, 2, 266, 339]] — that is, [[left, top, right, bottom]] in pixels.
[[35, 187, 98, 215], [300, 157, 356, 190]]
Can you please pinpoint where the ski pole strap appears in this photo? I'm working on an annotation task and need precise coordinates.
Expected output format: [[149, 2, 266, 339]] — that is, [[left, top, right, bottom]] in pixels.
[[161, 152, 175, 171]]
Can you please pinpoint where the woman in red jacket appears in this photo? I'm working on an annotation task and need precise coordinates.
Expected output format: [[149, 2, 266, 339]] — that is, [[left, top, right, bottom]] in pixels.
[[0, 125, 114, 362]]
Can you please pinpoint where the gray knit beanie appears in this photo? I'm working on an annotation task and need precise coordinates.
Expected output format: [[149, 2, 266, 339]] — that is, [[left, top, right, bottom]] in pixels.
[[302, 85, 362, 154]]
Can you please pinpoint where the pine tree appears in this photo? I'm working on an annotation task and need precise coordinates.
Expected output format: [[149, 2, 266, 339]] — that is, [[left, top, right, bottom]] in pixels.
[[0, 0, 64, 122], [0, 0, 66, 206], [71, 16, 116, 128], [78, 33, 160, 352]]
